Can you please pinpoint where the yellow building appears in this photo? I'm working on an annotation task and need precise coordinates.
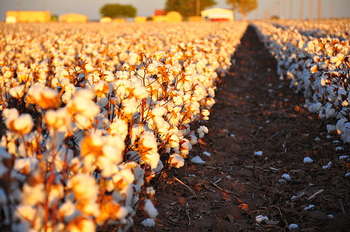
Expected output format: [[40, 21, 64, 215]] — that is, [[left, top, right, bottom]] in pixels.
[[166, 11, 182, 22], [5, 11, 51, 23], [100, 17, 112, 23], [134, 16, 147, 23], [59, 13, 88, 23], [201, 8, 234, 21], [152, 15, 168, 22]]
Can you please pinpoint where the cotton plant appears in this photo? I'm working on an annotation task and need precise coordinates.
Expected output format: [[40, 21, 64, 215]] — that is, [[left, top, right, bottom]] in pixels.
[[0, 22, 248, 230], [255, 20, 350, 143]]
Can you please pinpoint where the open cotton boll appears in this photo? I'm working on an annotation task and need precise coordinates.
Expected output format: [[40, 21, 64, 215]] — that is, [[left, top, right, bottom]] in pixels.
[[326, 124, 336, 133], [254, 151, 263, 156], [191, 156, 205, 164], [322, 161, 332, 169], [197, 125, 208, 138], [189, 134, 198, 145], [141, 218, 155, 227], [9, 85, 25, 99], [255, 215, 269, 223], [144, 199, 158, 218], [304, 204, 315, 211], [203, 151, 211, 157], [122, 98, 139, 116], [339, 155, 349, 160], [288, 224, 299, 230], [303, 157, 313, 163], [12, 114, 34, 135], [281, 173, 292, 181], [335, 146, 344, 151], [169, 154, 185, 168]]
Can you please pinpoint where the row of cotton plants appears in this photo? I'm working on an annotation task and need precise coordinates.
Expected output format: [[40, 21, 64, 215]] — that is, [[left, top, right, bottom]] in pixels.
[[254, 20, 350, 142], [0, 22, 247, 231]]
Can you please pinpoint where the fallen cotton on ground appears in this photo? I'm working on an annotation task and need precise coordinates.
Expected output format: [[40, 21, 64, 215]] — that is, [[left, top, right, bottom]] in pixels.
[[130, 25, 350, 232]]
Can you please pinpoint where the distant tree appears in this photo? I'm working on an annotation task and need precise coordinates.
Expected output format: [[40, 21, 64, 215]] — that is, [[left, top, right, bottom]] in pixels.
[[51, 14, 58, 22], [270, 15, 280, 20], [100, 3, 137, 18], [226, 0, 257, 19], [165, 0, 217, 17]]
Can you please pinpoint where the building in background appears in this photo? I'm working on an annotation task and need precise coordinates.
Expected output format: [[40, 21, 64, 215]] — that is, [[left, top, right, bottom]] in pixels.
[[165, 11, 182, 22], [100, 17, 112, 23], [5, 11, 51, 23], [59, 13, 88, 23], [201, 8, 234, 21], [154, 9, 167, 16], [134, 16, 147, 23]]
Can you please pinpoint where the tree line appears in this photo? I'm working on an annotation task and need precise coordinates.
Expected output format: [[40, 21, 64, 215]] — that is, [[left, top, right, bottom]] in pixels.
[[100, 0, 257, 19]]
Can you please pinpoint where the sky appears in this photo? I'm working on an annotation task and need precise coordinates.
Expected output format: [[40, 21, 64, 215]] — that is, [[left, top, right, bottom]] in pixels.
[[0, 0, 349, 21]]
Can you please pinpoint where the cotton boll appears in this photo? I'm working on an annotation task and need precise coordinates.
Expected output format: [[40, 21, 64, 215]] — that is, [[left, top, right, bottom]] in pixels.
[[97, 156, 117, 178], [9, 85, 25, 98], [304, 204, 315, 211], [122, 98, 139, 116], [288, 224, 299, 230], [322, 161, 332, 169], [169, 134, 180, 148], [197, 125, 208, 138], [254, 151, 263, 156], [191, 156, 205, 164], [143, 152, 160, 170], [327, 124, 336, 133], [307, 102, 321, 113], [22, 183, 45, 205], [335, 146, 344, 151], [67, 217, 95, 232], [281, 173, 292, 181], [303, 157, 313, 163], [144, 199, 158, 218], [74, 114, 92, 130], [16, 205, 37, 222], [146, 187, 156, 196], [68, 174, 98, 202], [336, 118, 347, 134], [140, 131, 158, 150], [151, 106, 166, 117], [203, 151, 211, 157], [169, 153, 185, 168], [134, 85, 148, 99], [12, 114, 33, 135], [141, 218, 155, 227], [14, 158, 38, 174], [339, 155, 349, 160], [341, 122, 350, 143], [3, 108, 19, 127], [189, 134, 198, 145], [255, 215, 269, 223], [58, 200, 76, 218]]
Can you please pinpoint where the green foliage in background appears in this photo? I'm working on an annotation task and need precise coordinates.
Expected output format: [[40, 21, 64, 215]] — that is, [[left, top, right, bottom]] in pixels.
[[51, 15, 58, 22], [100, 3, 137, 18], [165, 0, 217, 17], [226, 0, 257, 18]]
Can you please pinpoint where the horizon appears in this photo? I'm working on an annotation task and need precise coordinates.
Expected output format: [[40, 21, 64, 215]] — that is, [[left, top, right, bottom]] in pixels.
[[0, 0, 349, 21]]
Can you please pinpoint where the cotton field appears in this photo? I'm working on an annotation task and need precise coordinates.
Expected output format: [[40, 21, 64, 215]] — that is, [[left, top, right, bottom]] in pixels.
[[0, 22, 247, 231], [1, 19, 350, 232], [255, 19, 350, 142]]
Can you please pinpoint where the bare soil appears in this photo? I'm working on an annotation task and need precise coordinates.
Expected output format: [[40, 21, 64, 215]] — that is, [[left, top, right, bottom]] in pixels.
[[129, 25, 350, 232]]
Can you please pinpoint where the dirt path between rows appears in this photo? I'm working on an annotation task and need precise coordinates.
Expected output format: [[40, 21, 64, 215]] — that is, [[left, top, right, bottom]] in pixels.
[[130, 25, 350, 232]]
